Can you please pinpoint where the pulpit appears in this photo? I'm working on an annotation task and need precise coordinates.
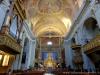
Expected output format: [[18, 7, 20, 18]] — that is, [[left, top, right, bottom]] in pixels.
[[72, 43, 83, 70]]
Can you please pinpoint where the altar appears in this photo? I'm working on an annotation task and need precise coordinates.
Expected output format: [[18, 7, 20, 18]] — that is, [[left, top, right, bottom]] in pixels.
[[44, 53, 56, 68]]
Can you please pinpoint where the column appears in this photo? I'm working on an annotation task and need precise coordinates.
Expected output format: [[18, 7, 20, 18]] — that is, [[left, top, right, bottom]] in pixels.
[[26, 40, 32, 69], [38, 38, 42, 63], [24, 39, 30, 69], [12, 54, 20, 70], [64, 40, 74, 68], [23, 39, 36, 69], [29, 40, 36, 67]]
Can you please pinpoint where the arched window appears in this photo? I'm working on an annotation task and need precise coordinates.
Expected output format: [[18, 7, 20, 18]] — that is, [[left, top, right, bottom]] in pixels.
[[10, 15, 17, 38]]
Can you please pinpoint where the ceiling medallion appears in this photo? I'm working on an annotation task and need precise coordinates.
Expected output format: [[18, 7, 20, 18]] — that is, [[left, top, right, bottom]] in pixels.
[[38, 0, 62, 14]]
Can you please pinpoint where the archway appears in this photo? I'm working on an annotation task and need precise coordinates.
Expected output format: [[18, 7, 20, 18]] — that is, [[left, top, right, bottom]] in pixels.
[[84, 17, 100, 43]]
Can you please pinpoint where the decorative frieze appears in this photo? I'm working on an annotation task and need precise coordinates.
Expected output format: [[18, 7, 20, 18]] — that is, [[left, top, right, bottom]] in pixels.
[[0, 34, 22, 53]]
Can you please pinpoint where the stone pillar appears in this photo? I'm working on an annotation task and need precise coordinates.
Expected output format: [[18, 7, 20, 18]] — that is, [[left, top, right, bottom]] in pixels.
[[26, 40, 32, 69], [24, 38, 30, 69], [22, 39, 36, 69], [26, 40, 36, 68], [29, 40, 36, 67], [12, 54, 20, 70], [38, 39, 42, 64], [64, 40, 74, 68]]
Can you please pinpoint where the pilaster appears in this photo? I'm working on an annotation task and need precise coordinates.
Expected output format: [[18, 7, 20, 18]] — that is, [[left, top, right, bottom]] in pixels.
[[64, 40, 74, 68]]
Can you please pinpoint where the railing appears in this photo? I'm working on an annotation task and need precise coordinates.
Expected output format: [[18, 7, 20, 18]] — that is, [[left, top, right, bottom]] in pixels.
[[82, 35, 100, 54]]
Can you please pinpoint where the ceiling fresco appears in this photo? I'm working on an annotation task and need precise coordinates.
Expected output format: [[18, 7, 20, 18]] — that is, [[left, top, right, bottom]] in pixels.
[[22, 0, 85, 37]]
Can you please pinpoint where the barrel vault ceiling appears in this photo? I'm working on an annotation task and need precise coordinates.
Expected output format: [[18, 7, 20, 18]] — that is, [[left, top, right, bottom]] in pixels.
[[22, 0, 84, 37]]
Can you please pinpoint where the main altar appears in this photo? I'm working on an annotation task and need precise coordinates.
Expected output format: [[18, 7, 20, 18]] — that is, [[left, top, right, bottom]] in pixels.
[[44, 53, 56, 68]]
